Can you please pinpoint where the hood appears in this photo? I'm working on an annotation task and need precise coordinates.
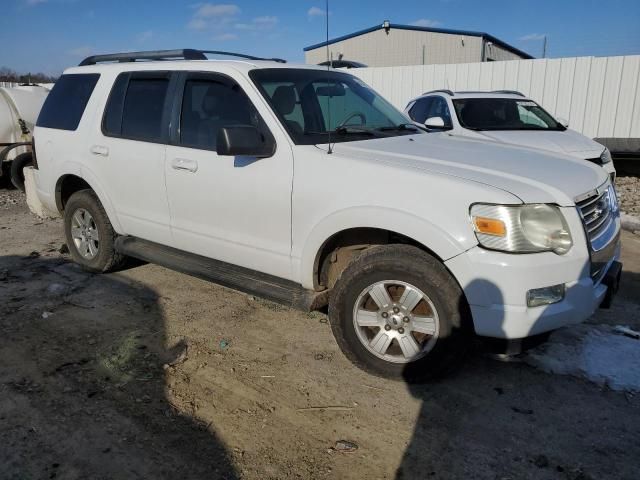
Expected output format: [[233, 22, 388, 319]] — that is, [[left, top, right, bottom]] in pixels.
[[473, 128, 604, 158], [329, 133, 608, 206]]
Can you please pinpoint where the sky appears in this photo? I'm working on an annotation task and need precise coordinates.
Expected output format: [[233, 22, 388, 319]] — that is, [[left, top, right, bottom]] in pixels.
[[1, 0, 639, 75]]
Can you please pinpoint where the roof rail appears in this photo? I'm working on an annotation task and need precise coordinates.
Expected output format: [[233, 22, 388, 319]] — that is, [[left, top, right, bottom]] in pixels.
[[492, 90, 525, 97], [79, 49, 286, 66], [200, 50, 286, 63], [422, 89, 454, 96]]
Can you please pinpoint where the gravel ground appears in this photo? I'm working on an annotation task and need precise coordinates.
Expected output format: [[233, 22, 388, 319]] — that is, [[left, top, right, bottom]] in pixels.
[[1, 187, 640, 479], [617, 175, 640, 218], [0, 187, 21, 210]]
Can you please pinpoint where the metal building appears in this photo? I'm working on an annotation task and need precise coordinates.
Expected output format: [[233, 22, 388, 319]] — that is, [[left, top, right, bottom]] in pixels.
[[304, 22, 533, 67]]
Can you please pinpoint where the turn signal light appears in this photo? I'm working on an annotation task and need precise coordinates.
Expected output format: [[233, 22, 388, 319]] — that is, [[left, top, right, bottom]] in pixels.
[[473, 216, 506, 237]]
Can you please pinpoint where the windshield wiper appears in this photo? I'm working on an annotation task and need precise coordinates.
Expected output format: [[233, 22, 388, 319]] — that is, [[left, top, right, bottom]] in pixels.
[[305, 126, 380, 136], [376, 123, 420, 132]]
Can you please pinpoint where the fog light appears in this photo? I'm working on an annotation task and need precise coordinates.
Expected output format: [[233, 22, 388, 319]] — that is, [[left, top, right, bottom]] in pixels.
[[526, 284, 565, 307]]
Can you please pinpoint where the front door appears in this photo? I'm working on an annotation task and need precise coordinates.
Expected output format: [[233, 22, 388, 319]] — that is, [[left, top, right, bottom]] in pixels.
[[164, 72, 294, 280]]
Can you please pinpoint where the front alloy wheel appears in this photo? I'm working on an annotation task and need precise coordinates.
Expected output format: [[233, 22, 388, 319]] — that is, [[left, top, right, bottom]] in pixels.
[[353, 280, 439, 363], [329, 244, 470, 381]]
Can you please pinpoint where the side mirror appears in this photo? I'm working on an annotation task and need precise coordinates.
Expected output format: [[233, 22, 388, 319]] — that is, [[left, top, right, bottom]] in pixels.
[[424, 116, 446, 129], [216, 125, 275, 158], [556, 116, 569, 128]]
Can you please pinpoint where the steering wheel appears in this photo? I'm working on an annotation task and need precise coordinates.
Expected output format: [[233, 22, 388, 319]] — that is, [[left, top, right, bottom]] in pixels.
[[336, 111, 367, 128]]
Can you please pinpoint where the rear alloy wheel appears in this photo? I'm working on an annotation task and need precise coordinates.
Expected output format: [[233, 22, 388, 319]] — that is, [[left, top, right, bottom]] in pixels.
[[329, 244, 470, 381], [64, 189, 125, 273], [70, 208, 100, 260]]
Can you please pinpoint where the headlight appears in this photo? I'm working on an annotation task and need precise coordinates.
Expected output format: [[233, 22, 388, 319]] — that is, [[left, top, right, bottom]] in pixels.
[[600, 147, 612, 164], [470, 204, 573, 255]]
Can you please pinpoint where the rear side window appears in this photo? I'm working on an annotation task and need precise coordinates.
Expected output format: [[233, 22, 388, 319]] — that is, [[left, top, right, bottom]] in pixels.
[[36, 73, 100, 131], [103, 73, 170, 142]]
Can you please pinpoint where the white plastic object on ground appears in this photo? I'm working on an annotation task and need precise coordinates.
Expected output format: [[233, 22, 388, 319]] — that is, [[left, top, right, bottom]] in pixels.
[[24, 166, 60, 219]]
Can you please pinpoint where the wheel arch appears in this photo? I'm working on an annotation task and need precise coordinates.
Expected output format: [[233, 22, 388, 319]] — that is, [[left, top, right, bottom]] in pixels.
[[299, 206, 470, 291], [55, 172, 123, 233]]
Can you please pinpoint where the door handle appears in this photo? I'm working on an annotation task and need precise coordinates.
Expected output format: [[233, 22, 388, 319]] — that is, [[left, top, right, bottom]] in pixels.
[[90, 145, 109, 156], [171, 158, 198, 173]]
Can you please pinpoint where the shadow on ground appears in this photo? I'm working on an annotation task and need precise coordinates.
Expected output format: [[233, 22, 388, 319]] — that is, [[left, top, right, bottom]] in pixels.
[[0, 255, 238, 479], [396, 271, 640, 480]]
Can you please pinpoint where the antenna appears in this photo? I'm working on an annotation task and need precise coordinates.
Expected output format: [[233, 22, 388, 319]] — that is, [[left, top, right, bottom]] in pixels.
[[325, 0, 333, 154]]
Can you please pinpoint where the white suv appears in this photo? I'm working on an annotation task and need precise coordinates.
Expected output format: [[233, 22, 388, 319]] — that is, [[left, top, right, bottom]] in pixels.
[[32, 50, 622, 380], [404, 90, 616, 180]]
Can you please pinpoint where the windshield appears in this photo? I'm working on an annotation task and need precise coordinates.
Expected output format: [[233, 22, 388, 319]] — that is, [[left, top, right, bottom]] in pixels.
[[250, 68, 419, 144], [452, 98, 565, 131]]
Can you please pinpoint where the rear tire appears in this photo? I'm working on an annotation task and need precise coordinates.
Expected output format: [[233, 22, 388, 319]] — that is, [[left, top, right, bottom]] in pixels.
[[10, 152, 33, 192], [64, 190, 126, 273], [1, 161, 14, 189], [328, 244, 470, 382]]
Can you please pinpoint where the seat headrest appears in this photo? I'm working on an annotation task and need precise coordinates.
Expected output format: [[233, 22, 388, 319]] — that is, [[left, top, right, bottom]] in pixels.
[[272, 85, 297, 115], [202, 85, 222, 115]]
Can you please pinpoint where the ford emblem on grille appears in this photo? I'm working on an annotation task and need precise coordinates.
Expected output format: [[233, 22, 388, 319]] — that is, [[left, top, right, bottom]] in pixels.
[[592, 206, 603, 220]]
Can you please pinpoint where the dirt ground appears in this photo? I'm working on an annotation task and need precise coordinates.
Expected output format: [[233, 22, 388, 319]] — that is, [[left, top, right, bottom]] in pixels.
[[1, 187, 639, 480]]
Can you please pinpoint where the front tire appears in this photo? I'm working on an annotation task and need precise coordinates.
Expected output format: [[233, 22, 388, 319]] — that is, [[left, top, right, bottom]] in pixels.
[[328, 245, 470, 382], [64, 190, 125, 273]]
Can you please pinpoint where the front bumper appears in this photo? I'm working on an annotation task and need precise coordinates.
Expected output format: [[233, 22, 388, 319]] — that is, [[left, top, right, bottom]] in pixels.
[[445, 208, 621, 339]]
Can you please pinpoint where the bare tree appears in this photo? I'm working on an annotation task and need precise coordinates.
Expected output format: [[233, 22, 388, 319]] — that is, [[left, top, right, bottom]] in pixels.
[[0, 66, 57, 83]]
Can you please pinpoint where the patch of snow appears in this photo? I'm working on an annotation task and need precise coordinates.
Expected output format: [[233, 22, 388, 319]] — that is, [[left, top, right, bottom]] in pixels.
[[525, 324, 640, 392], [621, 212, 640, 234]]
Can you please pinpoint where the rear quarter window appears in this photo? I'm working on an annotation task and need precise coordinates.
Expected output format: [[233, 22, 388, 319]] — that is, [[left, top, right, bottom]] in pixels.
[[36, 73, 100, 131]]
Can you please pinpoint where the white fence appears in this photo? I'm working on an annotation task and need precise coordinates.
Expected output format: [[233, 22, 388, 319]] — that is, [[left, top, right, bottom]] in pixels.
[[351, 55, 640, 139]]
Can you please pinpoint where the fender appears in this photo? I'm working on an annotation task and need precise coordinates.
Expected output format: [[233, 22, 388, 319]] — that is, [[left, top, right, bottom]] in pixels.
[[54, 162, 124, 234], [296, 205, 474, 290]]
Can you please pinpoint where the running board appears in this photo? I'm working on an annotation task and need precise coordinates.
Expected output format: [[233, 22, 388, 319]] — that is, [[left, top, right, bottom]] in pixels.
[[114, 236, 328, 311]]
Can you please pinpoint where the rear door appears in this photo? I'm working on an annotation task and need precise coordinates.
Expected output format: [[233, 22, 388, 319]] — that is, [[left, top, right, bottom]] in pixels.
[[164, 71, 294, 280], [90, 71, 175, 244]]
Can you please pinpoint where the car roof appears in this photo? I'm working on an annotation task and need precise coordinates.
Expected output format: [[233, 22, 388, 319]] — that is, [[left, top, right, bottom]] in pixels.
[[410, 90, 532, 102]]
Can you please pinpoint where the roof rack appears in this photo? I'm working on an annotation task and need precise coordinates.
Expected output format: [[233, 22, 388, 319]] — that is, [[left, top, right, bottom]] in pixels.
[[422, 89, 454, 96], [492, 90, 525, 97], [79, 49, 286, 66]]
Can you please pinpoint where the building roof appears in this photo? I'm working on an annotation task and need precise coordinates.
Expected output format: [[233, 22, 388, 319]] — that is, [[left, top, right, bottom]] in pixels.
[[303, 23, 534, 60]]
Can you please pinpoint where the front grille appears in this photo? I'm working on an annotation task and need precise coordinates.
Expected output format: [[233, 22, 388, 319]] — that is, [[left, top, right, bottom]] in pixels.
[[576, 184, 619, 280], [577, 189, 614, 244]]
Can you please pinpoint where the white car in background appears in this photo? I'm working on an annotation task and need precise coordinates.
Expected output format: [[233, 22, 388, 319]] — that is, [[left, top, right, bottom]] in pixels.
[[404, 90, 616, 180]]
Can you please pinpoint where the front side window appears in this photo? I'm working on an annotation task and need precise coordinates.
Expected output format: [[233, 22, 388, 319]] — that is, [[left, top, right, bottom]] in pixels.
[[452, 98, 565, 131], [179, 78, 263, 150], [250, 68, 419, 145], [408, 98, 433, 124], [426, 97, 453, 128], [103, 73, 170, 142], [37, 73, 100, 131]]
